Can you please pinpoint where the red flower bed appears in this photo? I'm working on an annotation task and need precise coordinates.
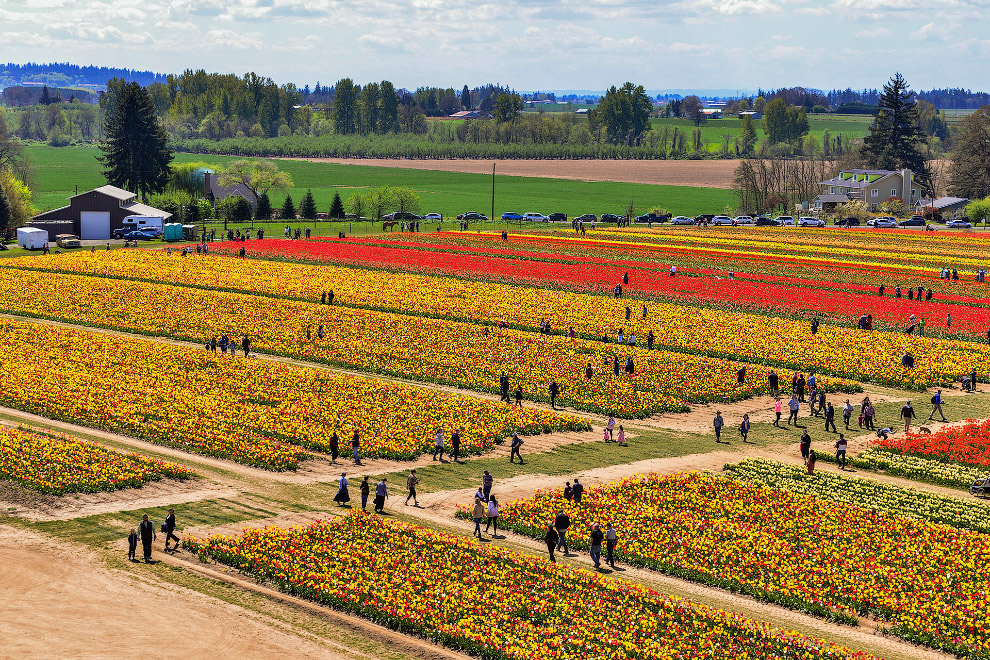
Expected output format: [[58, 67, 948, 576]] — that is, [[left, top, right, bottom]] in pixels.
[[875, 419, 990, 467]]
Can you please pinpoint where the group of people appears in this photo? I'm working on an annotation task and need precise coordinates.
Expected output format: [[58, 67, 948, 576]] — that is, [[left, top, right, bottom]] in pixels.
[[205, 334, 251, 357], [325, 430, 364, 465], [127, 509, 179, 563], [333, 473, 390, 512], [430, 427, 464, 462]]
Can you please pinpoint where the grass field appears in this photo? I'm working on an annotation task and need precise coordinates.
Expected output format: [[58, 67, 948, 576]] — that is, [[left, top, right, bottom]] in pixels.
[[648, 114, 873, 153], [24, 144, 736, 217]]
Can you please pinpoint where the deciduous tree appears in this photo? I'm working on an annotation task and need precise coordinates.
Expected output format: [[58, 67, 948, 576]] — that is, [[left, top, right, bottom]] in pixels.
[[948, 106, 990, 199], [493, 93, 524, 124], [218, 160, 293, 198], [590, 82, 652, 145]]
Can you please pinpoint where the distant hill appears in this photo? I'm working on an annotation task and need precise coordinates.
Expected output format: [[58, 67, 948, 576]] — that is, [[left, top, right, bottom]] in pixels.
[[0, 62, 166, 91]]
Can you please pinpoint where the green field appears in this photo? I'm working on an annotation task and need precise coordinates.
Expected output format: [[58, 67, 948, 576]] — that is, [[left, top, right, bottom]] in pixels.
[[24, 144, 735, 217], [648, 114, 873, 153]]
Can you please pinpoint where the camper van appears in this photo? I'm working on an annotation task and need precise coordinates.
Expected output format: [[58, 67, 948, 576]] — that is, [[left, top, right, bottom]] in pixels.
[[121, 215, 165, 236]]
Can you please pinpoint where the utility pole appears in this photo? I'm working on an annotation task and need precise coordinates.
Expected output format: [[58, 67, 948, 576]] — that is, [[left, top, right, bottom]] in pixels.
[[491, 162, 495, 225]]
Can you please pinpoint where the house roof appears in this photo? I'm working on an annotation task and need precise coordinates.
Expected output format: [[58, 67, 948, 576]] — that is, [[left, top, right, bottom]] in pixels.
[[205, 172, 258, 207], [90, 185, 136, 201], [820, 170, 902, 189], [122, 200, 173, 219], [918, 197, 969, 210], [815, 194, 852, 203]]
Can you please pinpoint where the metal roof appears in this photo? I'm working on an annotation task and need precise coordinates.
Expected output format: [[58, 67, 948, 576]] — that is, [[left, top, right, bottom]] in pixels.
[[91, 185, 136, 201]]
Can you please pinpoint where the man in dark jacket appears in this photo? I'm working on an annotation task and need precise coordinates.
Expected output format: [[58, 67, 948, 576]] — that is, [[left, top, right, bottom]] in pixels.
[[509, 433, 524, 464], [139, 514, 156, 562], [545, 524, 559, 563], [548, 381, 560, 409], [572, 478, 584, 503], [554, 510, 570, 555], [163, 508, 179, 552], [767, 370, 779, 396]]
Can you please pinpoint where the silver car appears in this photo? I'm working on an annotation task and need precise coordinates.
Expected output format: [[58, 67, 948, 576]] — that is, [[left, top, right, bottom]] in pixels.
[[671, 216, 695, 225], [733, 216, 755, 225], [869, 216, 897, 228], [946, 219, 973, 229], [712, 215, 734, 226], [798, 216, 825, 227]]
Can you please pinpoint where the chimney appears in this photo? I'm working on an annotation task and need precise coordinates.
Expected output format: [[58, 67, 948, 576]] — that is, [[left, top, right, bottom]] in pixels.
[[901, 169, 911, 202]]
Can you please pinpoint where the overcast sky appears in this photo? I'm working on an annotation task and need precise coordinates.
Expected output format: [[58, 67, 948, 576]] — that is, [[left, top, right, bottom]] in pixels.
[[1, 0, 987, 92]]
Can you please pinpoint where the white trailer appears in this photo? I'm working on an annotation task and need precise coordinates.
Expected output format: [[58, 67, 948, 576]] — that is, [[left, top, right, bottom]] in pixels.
[[122, 215, 165, 233], [17, 227, 49, 250]]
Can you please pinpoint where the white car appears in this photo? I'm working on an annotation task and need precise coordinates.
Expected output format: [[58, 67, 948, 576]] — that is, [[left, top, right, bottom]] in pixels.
[[523, 212, 548, 222], [946, 219, 973, 229], [424, 213, 442, 221], [732, 216, 755, 225], [868, 216, 897, 228], [671, 215, 695, 225], [712, 215, 733, 226], [776, 216, 795, 226], [798, 216, 825, 227]]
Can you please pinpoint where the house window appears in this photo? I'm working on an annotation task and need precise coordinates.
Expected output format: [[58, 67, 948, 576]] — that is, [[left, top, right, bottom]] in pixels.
[[871, 189, 879, 197], [911, 189, 916, 197], [891, 189, 897, 197], [839, 187, 845, 194], [830, 186, 835, 194]]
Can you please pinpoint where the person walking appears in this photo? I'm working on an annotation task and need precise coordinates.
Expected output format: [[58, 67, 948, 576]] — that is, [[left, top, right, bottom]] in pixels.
[[242, 335, 251, 357], [605, 523, 617, 568], [773, 397, 782, 427], [713, 411, 724, 443], [572, 478, 584, 503], [127, 528, 138, 562], [485, 496, 500, 536], [450, 429, 462, 462], [768, 370, 779, 397], [139, 514, 156, 563], [351, 431, 362, 465], [360, 476, 370, 511], [405, 470, 419, 506], [163, 509, 179, 552], [545, 523, 559, 563], [842, 399, 853, 429], [514, 385, 523, 407], [328, 432, 340, 464], [333, 473, 350, 507], [824, 401, 836, 433], [739, 414, 751, 442], [472, 498, 486, 538], [796, 374, 806, 402], [929, 389, 947, 422], [606, 415, 616, 441], [800, 430, 812, 463], [736, 364, 746, 385], [864, 401, 876, 430], [806, 448, 817, 475], [901, 400, 916, 433], [834, 434, 847, 470], [549, 381, 560, 409], [509, 432, 524, 464], [617, 425, 627, 446], [499, 373, 510, 402], [432, 428, 446, 461], [482, 470, 494, 501], [787, 395, 799, 425], [374, 478, 389, 513], [550, 509, 571, 557], [589, 524, 605, 570]]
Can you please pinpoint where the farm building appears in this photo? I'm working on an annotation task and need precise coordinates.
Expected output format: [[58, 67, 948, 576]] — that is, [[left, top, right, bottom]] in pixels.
[[204, 171, 258, 210], [916, 197, 969, 217], [447, 110, 492, 119], [28, 185, 172, 240]]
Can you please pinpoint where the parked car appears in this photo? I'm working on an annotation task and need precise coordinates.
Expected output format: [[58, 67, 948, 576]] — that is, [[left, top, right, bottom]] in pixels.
[[671, 215, 695, 225], [424, 213, 442, 221], [600, 213, 625, 223], [775, 215, 795, 226], [946, 218, 973, 228], [732, 216, 755, 225], [383, 211, 422, 220], [457, 211, 487, 220], [711, 215, 734, 226], [574, 213, 597, 222], [835, 217, 860, 227], [55, 234, 81, 248], [868, 216, 897, 228], [635, 212, 669, 224], [694, 214, 715, 224], [523, 212, 549, 222], [501, 212, 524, 221], [899, 216, 927, 227], [121, 230, 159, 241], [548, 212, 567, 222], [755, 216, 780, 226], [798, 216, 825, 227]]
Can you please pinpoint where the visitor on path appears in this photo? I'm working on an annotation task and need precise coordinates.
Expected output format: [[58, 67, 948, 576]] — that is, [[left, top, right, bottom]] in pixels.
[[818, 391, 827, 418], [545, 524, 559, 563], [606, 415, 616, 441], [405, 470, 419, 506], [163, 509, 179, 552], [482, 470, 494, 501], [328, 432, 340, 463], [472, 498, 485, 538], [515, 385, 523, 407], [549, 381, 560, 409], [334, 473, 350, 506], [800, 430, 812, 463], [572, 478, 584, 503], [509, 432, 524, 464], [242, 336, 251, 357], [139, 514, 156, 563], [768, 370, 779, 397], [432, 428, 445, 461], [360, 477, 370, 511], [555, 510, 570, 554], [739, 414, 751, 442], [824, 402, 836, 433], [929, 390, 948, 422], [351, 431, 362, 465], [807, 374, 818, 414], [796, 374, 806, 402], [128, 528, 138, 561], [842, 400, 853, 429], [605, 523, 617, 568], [713, 411, 724, 443], [617, 425, 627, 446], [773, 398, 782, 427], [563, 481, 573, 501], [835, 434, 847, 469], [864, 401, 876, 430], [901, 401, 916, 433], [374, 478, 389, 513], [485, 496, 499, 536], [499, 373, 510, 402], [589, 524, 605, 569], [450, 429, 461, 462], [806, 449, 817, 475], [787, 396, 799, 425]]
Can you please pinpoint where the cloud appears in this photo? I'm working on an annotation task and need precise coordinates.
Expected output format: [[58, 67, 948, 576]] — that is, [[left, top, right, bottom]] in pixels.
[[204, 28, 260, 49], [911, 21, 957, 42], [856, 27, 891, 38], [46, 22, 154, 44]]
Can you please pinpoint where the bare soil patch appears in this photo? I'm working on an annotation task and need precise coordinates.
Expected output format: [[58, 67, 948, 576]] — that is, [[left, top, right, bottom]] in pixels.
[[286, 157, 739, 189]]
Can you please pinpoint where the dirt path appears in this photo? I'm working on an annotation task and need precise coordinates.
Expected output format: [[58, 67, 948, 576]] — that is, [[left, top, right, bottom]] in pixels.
[[0, 524, 390, 660], [284, 157, 739, 189]]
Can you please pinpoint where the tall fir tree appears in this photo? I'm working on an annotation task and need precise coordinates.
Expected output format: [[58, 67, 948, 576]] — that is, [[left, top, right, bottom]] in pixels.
[[329, 191, 345, 219], [98, 79, 173, 199], [299, 189, 317, 219], [461, 85, 471, 110], [862, 73, 930, 189], [255, 192, 272, 220], [280, 194, 296, 221]]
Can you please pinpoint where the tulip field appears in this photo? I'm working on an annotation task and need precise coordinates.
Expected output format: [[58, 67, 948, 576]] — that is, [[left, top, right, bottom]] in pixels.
[[0, 425, 193, 494], [819, 446, 986, 490], [0, 316, 584, 470], [185, 513, 881, 660], [487, 472, 990, 657], [875, 418, 990, 468], [10, 250, 990, 388]]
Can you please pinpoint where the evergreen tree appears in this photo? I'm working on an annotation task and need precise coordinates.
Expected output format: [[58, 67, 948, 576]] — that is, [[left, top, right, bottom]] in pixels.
[[331, 78, 359, 135], [39, 85, 52, 105], [232, 197, 253, 222], [739, 114, 757, 156], [329, 191, 345, 219], [98, 79, 173, 199], [862, 73, 930, 188], [379, 80, 399, 133], [185, 201, 200, 224], [255, 192, 272, 220], [299, 189, 317, 219], [0, 181, 12, 237], [280, 194, 296, 221], [461, 85, 471, 110]]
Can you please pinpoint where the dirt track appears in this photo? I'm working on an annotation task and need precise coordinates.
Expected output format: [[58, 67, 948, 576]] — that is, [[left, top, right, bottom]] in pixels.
[[286, 157, 739, 189]]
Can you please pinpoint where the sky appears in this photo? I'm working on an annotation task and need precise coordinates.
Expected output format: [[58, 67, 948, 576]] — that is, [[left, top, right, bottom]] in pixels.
[[1, 0, 988, 92]]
